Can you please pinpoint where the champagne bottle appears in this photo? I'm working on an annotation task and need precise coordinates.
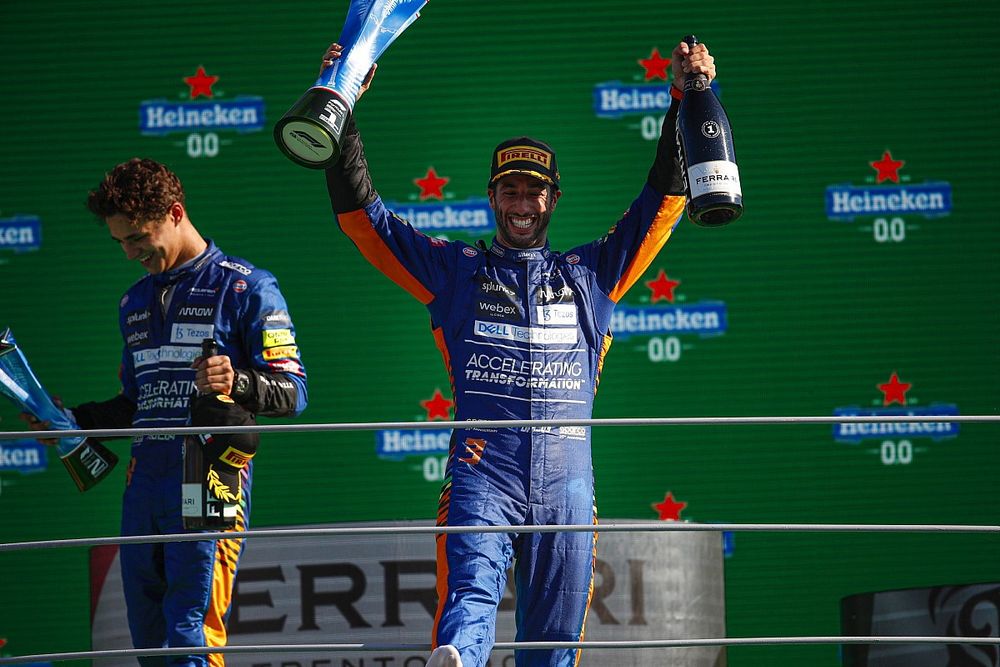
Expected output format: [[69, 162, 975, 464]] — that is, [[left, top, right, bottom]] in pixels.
[[182, 338, 236, 530], [676, 35, 743, 226]]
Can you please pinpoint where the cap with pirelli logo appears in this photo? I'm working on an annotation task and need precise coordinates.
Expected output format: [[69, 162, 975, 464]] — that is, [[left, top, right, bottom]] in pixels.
[[488, 136, 560, 189]]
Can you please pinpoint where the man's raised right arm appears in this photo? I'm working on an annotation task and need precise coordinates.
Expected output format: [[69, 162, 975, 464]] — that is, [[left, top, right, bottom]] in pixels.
[[322, 42, 378, 214], [325, 116, 377, 215], [320, 45, 452, 306]]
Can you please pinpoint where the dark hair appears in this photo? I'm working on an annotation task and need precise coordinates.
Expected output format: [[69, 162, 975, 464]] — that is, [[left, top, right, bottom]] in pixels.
[[86, 158, 185, 225]]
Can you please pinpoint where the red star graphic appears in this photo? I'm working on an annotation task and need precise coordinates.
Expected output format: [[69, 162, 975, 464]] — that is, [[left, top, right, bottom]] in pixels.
[[645, 269, 680, 303], [638, 47, 671, 81], [420, 389, 454, 421], [184, 66, 219, 99], [653, 491, 687, 521], [870, 150, 905, 184], [414, 167, 449, 201], [878, 372, 912, 406]]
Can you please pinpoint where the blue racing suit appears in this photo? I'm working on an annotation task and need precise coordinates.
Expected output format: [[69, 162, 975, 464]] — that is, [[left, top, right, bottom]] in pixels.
[[326, 100, 687, 667], [73, 240, 307, 666]]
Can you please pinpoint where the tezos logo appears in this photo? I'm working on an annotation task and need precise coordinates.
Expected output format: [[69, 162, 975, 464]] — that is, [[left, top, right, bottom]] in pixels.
[[139, 66, 265, 159]]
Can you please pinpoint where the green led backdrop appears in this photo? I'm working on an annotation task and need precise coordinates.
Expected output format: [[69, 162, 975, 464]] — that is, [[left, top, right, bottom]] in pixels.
[[1, 0, 998, 664]]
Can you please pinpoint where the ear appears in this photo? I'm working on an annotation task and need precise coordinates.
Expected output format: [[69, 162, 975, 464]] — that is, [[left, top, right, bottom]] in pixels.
[[487, 188, 496, 208], [168, 202, 186, 225], [550, 188, 562, 208]]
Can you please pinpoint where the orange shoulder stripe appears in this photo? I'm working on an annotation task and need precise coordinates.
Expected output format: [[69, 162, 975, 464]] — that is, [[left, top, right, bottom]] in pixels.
[[338, 209, 435, 305], [607, 195, 685, 303]]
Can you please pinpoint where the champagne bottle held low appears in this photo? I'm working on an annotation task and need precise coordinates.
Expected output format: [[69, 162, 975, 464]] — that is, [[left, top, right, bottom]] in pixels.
[[676, 34, 743, 226], [182, 338, 259, 530]]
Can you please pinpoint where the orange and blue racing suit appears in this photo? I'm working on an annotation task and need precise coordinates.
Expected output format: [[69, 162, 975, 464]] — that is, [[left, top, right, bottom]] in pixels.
[[326, 100, 686, 666], [72, 241, 307, 666]]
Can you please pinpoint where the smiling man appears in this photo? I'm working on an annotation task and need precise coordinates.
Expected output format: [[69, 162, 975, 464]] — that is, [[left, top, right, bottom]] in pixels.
[[323, 39, 715, 667], [25, 157, 308, 666], [488, 138, 561, 250]]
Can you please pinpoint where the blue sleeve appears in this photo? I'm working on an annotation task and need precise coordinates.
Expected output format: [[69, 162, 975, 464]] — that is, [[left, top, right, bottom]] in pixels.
[[569, 184, 686, 303], [336, 196, 459, 305], [119, 298, 138, 404], [238, 270, 308, 417]]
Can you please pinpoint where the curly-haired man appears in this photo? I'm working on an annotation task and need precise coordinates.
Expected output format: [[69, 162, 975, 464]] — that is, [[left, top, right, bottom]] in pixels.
[[25, 158, 309, 665]]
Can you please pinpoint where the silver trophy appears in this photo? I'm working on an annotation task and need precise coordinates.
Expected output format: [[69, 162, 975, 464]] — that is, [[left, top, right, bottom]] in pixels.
[[0, 327, 118, 491], [274, 0, 427, 168]]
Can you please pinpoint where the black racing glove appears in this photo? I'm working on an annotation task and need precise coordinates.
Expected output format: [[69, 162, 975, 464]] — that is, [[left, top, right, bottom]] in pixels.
[[189, 392, 259, 503]]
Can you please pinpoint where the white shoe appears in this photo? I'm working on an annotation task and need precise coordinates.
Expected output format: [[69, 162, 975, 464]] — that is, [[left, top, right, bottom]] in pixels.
[[427, 644, 463, 667]]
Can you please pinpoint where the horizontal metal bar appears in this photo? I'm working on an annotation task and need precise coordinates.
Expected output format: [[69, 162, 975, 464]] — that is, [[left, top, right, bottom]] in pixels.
[[1, 636, 998, 665], [1, 413, 995, 440], [2, 522, 997, 553]]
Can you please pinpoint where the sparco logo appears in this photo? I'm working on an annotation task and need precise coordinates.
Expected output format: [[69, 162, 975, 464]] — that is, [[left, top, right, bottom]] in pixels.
[[219, 260, 252, 276]]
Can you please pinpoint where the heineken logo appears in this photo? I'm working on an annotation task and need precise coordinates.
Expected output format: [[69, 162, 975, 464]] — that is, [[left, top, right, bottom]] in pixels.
[[138, 66, 265, 156], [0, 216, 41, 253], [825, 150, 952, 222]]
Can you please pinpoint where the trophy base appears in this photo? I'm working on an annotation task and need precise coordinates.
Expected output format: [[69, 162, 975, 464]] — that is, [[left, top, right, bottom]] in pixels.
[[274, 87, 352, 169], [688, 193, 743, 227], [61, 438, 118, 492]]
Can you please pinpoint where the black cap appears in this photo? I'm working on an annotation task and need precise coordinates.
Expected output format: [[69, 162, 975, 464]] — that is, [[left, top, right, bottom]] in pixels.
[[488, 137, 559, 189], [190, 393, 258, 500]]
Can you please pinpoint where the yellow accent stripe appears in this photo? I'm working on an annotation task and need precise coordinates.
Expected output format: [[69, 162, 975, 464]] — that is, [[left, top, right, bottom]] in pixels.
[[594, 332, 614, 396], [431, 442, 454, 647], [608, 195, 685, 303], [574, 511, 599, 666], [431, 325, 455, 400], [203, 479, 248, 666]]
